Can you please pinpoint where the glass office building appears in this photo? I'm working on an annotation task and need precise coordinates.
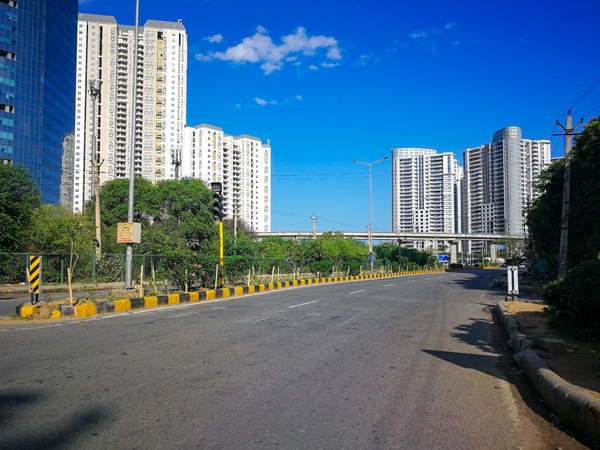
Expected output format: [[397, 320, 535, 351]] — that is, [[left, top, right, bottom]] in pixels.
[[0, 0, 78, 204]]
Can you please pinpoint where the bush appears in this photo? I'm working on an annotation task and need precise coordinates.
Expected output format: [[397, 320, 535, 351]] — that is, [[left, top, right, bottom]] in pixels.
[[222, 256, 250, 284], [449, 263, 464, 270], [341, 261, 362, 276], [542, 259, 600, 340], [310, 260, 335, 276]]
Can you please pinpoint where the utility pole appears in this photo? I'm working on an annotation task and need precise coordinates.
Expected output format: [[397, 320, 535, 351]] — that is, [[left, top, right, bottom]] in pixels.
[[125, 0, 140, 290], [89, 79, 103, 258], [556, 110, 583, 280], [233, 204, 238, 246], [310, 214, 318, 239], [352, 155, 389, 272], [172, 147, 181, 180]]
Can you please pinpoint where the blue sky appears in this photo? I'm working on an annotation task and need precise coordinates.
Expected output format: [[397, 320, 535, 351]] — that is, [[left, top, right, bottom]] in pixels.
[[79, 0, 600, 233]]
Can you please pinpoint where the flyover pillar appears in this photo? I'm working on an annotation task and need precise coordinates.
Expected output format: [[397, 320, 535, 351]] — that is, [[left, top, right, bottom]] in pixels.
[[450, 241, 458, 264]]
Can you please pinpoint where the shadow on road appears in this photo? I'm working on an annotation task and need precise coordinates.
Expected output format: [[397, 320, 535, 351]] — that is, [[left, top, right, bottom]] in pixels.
[[0, 391, 110, 450]]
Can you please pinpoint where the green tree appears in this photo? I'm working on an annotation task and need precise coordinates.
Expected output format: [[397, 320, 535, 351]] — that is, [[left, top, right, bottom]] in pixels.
[[527, 116, 600, 270], [27, 204, 95, 276], [0, 164, 40, 252], [98, 176, 159, 227]]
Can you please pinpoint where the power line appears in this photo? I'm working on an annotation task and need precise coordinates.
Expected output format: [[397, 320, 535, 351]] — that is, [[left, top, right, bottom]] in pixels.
[[570, 76, 600, 110]]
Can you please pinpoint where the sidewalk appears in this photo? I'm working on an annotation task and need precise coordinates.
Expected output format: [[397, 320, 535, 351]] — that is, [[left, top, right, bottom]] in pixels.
[[0, 281, 125, 295]]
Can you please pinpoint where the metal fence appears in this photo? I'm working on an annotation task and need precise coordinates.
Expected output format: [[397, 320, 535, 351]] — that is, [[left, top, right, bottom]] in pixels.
[[0, 253, 436, 285]]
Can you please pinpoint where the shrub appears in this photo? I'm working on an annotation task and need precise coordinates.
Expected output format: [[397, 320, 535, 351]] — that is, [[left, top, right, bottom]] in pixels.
[[222, 256, 251, 284], [310, 260, 335, 276], [341, 261, 362, 276], [542, 259, 600, 340]]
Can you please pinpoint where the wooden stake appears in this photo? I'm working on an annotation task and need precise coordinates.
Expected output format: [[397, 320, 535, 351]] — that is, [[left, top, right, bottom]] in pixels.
[[68, 268, 74, 306], [214, 264, 219, 290], [271, 265, 275, 283], [152, 265, 157, 295], [248, 270, 251, 287], [185, 269, 188, 293], [139, 265, 144, 297]]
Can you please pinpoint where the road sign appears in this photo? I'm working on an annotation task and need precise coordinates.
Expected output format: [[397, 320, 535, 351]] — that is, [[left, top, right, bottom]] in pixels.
[[29, 255, 41, 305], [29, 256, 41, 294], [117, 222, 141, 244], [507, 266, 519, 295], [438, 255, 449, 262], [496, 245, 505, 249]]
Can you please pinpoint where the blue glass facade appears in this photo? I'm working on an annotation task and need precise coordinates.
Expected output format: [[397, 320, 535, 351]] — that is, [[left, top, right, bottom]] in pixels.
[[0, 0, 77, 204]]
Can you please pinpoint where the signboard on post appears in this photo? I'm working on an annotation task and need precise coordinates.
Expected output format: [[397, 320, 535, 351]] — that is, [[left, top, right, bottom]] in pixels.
[[438, 255, 449, 262], [507, 266, 519, 296], [29, 255, 41, 305], [117, 222, 141, 244]]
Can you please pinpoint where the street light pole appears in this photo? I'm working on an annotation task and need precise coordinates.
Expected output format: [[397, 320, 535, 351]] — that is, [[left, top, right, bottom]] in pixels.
[[125, 0, 140, 289], [352, 156, 389, 273]]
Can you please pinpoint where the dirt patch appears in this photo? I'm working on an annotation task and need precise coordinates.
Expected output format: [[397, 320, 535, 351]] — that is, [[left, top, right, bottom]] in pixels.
[[504, 301, 600, 397]]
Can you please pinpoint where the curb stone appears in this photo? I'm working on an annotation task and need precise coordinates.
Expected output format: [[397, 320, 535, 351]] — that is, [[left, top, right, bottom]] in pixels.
[[17, 270, 445, 320], [497, 301, 600, 440]]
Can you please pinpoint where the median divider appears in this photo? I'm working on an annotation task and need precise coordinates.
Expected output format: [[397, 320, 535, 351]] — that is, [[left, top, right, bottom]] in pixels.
[[19, 269, 447, 320]]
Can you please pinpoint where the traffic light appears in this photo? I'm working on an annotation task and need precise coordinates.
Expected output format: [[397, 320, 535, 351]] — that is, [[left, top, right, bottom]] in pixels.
[[212, 193, 224, 221]]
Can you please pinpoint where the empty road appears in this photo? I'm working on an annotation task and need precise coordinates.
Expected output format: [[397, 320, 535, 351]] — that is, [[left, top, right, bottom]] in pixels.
[[0, 270, 589, 449]]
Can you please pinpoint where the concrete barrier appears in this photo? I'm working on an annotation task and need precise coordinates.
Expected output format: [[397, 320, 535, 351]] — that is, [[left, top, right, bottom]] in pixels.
[[497, 301, 600, 440]]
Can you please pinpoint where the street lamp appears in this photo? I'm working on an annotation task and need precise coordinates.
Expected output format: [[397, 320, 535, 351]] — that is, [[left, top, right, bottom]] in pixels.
[[125, 0, 140, 289], [352, 156, 389, 272]]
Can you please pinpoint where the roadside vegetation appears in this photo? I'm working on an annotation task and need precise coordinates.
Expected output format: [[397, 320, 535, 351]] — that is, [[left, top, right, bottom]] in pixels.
[[0, 167, 445, 289], [527, 115, 600, 341]]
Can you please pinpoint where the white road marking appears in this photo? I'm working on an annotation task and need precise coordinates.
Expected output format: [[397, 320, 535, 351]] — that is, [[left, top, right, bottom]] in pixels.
[[407, 280, 415, 283], [339, 316, 356, 326], [424, 277, 430, 280], [288, 300, 319, 309], [384, 284, 394, 287], [349, 290, 365, 295]]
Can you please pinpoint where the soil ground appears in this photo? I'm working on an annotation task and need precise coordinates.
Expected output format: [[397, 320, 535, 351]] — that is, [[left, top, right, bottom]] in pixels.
[[504, 301, 600, 398]]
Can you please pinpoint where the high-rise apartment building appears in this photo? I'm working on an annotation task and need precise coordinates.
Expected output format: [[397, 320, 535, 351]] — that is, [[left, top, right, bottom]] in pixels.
[[182, 124, 271, 232], [461, 127, 550, 252], [0, 0, 78, 204], [73, 14, 187, 212], [392, 148, 462, 249]]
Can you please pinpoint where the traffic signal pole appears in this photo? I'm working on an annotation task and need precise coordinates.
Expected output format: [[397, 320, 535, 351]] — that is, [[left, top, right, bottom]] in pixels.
[[211, 182, 225, 283]]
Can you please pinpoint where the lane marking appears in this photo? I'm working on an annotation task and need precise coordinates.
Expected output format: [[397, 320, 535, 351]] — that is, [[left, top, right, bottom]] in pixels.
[[424, 277, 430, 280], [407, 280, 415, 283], [349, 290, 366, 295], [288, 300, 319, 309], [339, 316, 356, 326], [384, 284, 394, 287]]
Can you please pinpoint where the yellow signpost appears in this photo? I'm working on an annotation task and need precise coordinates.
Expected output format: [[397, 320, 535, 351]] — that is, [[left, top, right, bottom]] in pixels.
[[29, 255, 41, 305]]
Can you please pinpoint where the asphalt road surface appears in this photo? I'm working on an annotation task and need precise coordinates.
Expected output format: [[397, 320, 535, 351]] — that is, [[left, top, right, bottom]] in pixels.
[[0, 270, 590, 449]]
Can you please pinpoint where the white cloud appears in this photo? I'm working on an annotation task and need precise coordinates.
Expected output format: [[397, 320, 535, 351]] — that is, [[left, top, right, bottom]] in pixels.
[[195, 53, 212, 62], [357, 54, 372, 66], [234, 103, 242, 109], [309, 65, 319, 70], [321, 62, 339, 68], [254, 98, 278, 106], [203, 34, 224, 43], [295, 95, 302, 100], [408, 22, 457, 53], [196, 26, 342, 74]]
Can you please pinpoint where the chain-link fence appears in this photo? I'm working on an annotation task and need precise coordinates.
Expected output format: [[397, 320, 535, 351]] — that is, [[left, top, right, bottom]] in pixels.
[[0, 253, 437, 286]]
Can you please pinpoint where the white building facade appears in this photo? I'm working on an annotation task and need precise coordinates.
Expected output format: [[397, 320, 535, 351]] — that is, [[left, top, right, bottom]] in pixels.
[[182, 124, 271, 232], [392, 148, 462, 250], [461, 127, 551, 253], [73, 14, 187, 212]]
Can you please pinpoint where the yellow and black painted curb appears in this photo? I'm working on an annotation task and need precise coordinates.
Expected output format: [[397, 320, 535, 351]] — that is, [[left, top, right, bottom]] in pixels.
[[17, 270, 446, 319]]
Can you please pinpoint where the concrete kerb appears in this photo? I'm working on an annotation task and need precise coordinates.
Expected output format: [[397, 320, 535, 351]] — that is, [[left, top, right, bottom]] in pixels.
[[18, 270, 446, 320], [497, 300, 600, 440]]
